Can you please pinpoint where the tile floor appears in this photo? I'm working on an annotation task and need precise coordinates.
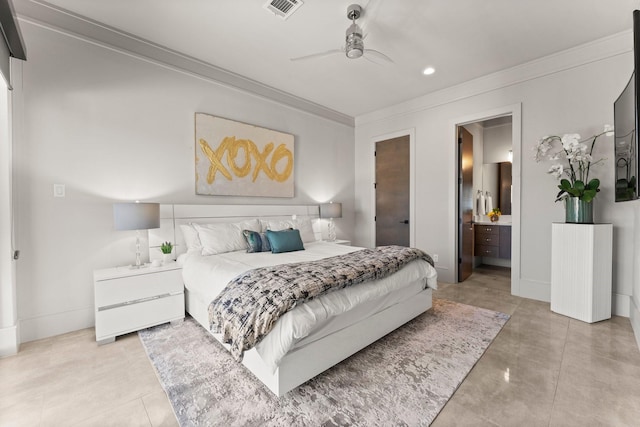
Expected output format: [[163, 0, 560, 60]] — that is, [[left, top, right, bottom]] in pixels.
[[1, 265, 639, 426], [433, 265, 640, 426]]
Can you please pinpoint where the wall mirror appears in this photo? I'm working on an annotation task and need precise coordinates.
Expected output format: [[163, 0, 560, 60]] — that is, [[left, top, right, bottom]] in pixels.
[[482, 162, 512, 214]]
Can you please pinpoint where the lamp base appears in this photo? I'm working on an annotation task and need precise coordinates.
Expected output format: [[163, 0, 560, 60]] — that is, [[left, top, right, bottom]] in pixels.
[[327, 218, 336, 242]]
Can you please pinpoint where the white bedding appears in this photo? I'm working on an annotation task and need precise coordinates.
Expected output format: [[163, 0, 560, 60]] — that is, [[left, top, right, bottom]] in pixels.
[[181, 241, 438, 372]]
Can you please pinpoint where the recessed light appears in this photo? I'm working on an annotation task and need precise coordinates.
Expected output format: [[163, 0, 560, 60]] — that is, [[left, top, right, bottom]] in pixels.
[[423, 67, 435, 76]]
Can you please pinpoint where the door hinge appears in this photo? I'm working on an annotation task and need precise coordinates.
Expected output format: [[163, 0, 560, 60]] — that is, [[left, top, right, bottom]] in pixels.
[[458, 257, 462, 264], [374, 216, 377, 222], [374, 182, 377, 189]]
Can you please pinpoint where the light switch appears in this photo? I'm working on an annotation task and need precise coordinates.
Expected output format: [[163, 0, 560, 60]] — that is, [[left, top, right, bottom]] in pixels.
[[53, 184, 65, 198]]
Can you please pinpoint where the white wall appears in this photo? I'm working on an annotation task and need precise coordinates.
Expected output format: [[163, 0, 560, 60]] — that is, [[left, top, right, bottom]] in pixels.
[[354, 32, 637, 319], [13, 22, 355, 342]]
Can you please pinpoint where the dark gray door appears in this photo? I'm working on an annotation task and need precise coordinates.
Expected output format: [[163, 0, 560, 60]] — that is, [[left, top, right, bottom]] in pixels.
[[375, 135, 410, 247], [458, 127, 473, 282]]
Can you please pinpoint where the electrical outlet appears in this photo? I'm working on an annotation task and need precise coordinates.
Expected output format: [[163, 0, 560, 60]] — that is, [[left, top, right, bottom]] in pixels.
[[433, 254, 439, 263], [53, 184, 65, 198]]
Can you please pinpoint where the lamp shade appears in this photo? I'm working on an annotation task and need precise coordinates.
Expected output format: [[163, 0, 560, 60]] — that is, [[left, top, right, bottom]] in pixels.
[[113, 202, 160, 231], [320, 202, 342, 219]]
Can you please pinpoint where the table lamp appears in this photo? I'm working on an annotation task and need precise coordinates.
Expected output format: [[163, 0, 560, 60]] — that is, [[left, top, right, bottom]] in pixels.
[[113, 202, 160, 268], [320, 202, 342, 242]]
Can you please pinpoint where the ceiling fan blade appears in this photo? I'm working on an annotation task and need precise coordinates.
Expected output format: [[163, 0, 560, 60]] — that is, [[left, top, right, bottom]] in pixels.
[[290, 49, 343, 62], [364, 49, 393, 64]]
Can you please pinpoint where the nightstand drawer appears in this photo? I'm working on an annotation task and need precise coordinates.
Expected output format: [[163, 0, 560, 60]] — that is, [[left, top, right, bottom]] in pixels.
[[95, 268, 183, 308], [95, 293, 184, 340]]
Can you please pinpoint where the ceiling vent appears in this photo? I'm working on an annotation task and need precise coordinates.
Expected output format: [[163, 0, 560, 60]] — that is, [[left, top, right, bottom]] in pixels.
[[263, 0, 303, 20]]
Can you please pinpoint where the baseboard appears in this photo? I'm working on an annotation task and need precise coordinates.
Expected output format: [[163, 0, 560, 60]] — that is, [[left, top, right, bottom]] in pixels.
[[436, 267, 454, 284], [0, 324, 18, 357], [19, 307, 94, 343], [612, 293, 631, 317], [517, 279, 630, 318], [517, 278, 550, 302], [631, 298, 640, 352]]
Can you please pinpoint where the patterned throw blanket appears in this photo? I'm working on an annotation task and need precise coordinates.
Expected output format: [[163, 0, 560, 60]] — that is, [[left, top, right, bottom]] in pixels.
[[208, 245, 434, 362]]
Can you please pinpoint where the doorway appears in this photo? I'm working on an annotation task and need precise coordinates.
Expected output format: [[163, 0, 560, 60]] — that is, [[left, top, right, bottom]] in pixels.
[[455, 114, 516, 286], [375, 135, 410, 247]]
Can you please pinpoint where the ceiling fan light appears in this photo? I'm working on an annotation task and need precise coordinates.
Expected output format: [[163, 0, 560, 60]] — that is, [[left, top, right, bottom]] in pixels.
[[345, 23, 364, 59], [346, 46, 363, 59]]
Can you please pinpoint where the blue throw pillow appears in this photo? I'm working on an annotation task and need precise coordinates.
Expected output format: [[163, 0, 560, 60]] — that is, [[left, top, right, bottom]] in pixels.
[[266, 229, 305, 254], [242, 230, 271, 253]]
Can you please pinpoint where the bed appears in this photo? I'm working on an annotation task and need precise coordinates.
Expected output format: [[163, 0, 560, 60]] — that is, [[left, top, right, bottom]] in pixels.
[[149, 204, 438, 396]]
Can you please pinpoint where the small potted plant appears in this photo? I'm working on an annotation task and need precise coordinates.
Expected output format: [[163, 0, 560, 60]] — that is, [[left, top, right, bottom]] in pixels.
[[489, 208, 501, 222], [160, 241, 173, 264]]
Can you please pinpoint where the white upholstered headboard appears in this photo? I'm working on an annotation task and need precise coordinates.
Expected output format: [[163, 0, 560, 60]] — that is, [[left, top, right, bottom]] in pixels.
[[148, 204, 321, 260]]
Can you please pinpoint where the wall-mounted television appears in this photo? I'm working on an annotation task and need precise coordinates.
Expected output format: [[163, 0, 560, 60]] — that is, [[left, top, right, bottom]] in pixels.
[[614, 10, 640, 202]]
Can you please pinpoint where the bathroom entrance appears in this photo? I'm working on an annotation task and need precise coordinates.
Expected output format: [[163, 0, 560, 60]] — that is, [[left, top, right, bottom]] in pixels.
[[456, 115, 513, 282]]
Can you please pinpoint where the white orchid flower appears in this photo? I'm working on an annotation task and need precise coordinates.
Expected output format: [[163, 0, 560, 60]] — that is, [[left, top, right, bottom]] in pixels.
[[535, 125, 609, 201], [534, 138, 553, 161], [547, 164, 564, 179], [561, 134, 581, 151]]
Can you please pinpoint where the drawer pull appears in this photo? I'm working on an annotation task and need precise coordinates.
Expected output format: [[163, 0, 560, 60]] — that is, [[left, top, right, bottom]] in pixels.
[[98, 293, 171, 311]]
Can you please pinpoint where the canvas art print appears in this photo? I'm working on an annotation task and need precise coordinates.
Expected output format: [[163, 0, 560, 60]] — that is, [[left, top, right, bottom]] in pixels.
[[195, 113, 294, 197]]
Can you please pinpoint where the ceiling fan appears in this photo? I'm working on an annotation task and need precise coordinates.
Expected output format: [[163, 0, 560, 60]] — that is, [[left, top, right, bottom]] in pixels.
[[291, 4, 393, 64]]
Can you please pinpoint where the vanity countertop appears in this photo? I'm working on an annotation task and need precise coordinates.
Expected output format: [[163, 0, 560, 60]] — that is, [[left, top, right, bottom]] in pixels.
[[474, 221, 512, 226]]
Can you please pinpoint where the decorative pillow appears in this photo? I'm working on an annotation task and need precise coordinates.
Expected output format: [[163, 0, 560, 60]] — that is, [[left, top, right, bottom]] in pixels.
[[180, 223, 202, 253], [194, 219, 261, 255], [243, 230, 271, 253], [263, 217, 316, 243], [266, 229, 305, 254]]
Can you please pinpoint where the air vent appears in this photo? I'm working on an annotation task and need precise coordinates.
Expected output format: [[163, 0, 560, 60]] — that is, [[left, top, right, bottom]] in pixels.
[[263, 0, 303, 20]]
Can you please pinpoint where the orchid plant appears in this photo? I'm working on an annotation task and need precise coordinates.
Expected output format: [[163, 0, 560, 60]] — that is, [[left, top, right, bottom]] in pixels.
[[534, 125, 614, 202]]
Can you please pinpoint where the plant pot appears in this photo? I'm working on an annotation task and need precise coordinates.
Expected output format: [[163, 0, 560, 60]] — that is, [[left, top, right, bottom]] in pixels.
[[565, 197, 594, 224], [489, 214, 500, 222], [162, 253, 173, 265]]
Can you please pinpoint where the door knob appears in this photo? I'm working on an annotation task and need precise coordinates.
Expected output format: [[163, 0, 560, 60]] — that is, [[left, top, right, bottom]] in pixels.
[[399, 220, 409, 224]]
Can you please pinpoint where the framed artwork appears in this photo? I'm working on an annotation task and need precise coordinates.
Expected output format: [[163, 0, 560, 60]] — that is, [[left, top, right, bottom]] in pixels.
[[195, 113, 294, 197]]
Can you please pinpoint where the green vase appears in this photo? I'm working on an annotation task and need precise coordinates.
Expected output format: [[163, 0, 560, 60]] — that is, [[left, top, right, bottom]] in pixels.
[[564, 197, 594, 224]]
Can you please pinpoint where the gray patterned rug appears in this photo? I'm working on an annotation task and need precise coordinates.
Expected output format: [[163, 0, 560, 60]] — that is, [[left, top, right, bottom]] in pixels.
[[139, 298, 509, 426]]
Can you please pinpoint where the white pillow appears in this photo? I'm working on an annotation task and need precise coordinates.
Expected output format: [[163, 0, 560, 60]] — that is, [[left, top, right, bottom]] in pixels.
[[263, 218, 316, 243], [194, 219, 261, 255], [180, 224, 202, 253], [293, 218, 316, 243]]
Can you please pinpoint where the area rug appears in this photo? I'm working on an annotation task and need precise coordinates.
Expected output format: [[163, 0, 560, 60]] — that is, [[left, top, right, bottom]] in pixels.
[[139, 298, 509, 426]]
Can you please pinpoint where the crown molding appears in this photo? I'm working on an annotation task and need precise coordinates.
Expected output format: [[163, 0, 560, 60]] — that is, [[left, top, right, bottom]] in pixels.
[[14, 0, 355, 127], [356, 30, 634, 126]]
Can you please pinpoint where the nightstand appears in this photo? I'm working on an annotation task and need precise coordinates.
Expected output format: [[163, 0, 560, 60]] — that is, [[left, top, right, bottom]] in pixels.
[[94, 263, 185, 344], [328, 239, 351, 245]]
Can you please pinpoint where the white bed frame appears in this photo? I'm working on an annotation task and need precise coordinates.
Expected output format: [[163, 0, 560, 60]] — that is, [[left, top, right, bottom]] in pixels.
[[149, 204, 433, 397]]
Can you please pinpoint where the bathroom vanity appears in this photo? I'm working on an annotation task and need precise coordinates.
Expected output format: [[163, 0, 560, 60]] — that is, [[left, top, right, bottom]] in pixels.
[[474, 222, 511, 260]]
